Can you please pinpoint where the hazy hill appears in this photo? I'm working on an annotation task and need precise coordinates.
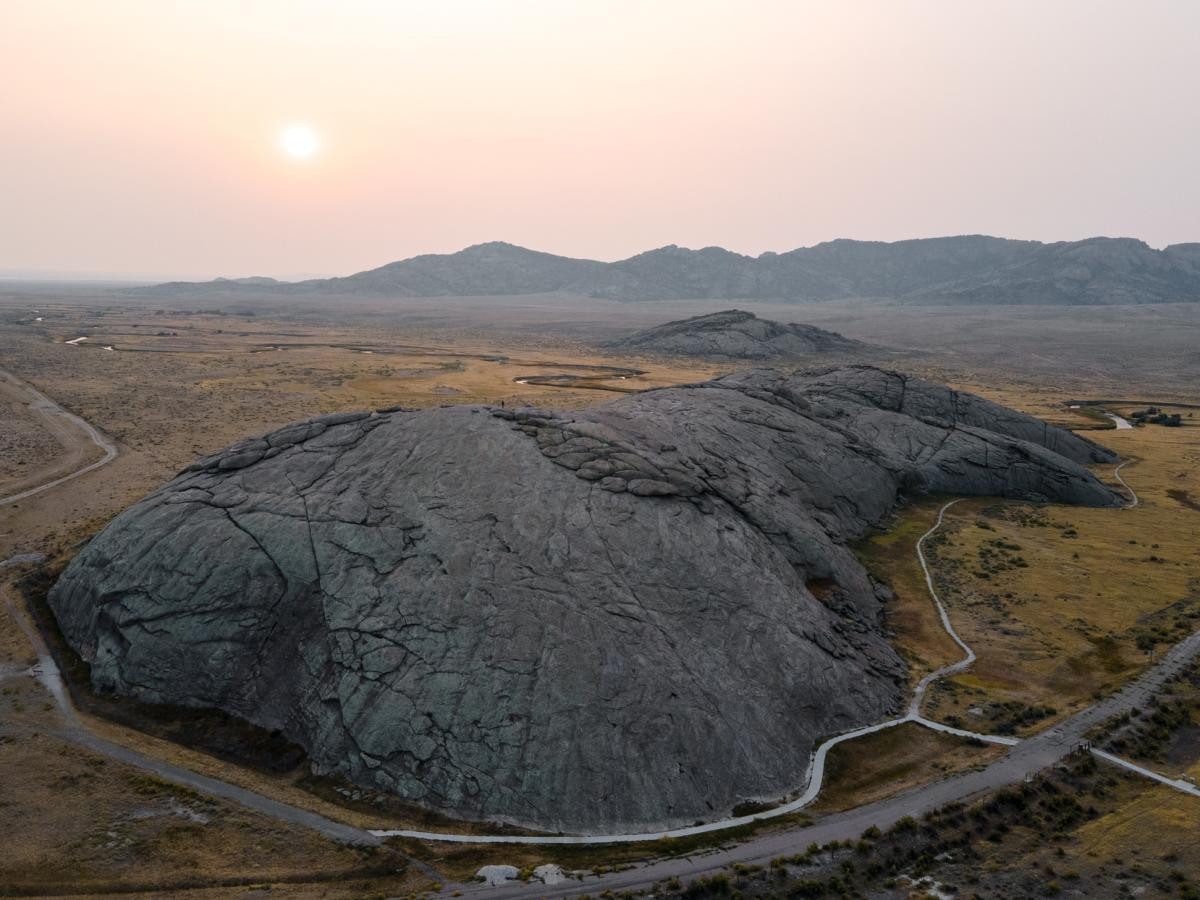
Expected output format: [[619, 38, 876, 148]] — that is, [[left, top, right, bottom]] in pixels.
[[605, 309, 867, 359], [147, 236, 1200, 304]]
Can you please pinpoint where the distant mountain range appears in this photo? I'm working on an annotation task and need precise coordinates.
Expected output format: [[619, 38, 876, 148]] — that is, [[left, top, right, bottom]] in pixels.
[[149, 236, 1200, 304]]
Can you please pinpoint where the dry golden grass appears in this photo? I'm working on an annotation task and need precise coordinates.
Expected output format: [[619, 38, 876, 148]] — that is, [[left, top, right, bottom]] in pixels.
[[908, 760, 1200, 893], [809, 722, 1005, 814], [0, 370, 104, 498], [856, 500, 965, 687], [1014, 778, 1200, 886], [0, 732, 427, 897], [396, 725, 1007, 882], [77, 707, 531, 836], [918, 418, 1200, 729], [855, 373, 1199, 737], [0, 579, 435, 897], [387, 808, 817, 885]]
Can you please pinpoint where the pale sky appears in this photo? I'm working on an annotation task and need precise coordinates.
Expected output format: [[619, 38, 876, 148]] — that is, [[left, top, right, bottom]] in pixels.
[[2, 0, 1198, 280]]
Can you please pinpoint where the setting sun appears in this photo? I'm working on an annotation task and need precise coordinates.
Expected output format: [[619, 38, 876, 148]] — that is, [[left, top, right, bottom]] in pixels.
[[280, 124, 319, 160]]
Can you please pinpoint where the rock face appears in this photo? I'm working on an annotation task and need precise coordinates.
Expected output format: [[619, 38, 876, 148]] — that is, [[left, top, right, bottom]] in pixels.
[[49, 367, 1121, 833], [604, 309, 866, 359]]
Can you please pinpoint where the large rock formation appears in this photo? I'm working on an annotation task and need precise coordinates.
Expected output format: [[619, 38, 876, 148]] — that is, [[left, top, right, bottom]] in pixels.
[[49, 367, 1120, 833], [604, 309, 866, 359]]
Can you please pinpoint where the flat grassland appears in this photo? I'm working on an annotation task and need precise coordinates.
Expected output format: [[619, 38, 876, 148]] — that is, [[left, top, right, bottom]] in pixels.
[[1, 289, 1198, 893]]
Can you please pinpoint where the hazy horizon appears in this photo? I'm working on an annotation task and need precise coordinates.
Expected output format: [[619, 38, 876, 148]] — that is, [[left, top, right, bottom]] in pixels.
[[4, 0, 1199, 280], [4, 231, 1196, 286]]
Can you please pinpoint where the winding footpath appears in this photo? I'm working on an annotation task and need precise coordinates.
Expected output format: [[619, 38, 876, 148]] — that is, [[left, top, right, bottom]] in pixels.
[[369, 496, 1019, 846], [0, 367, 118, 506], [0, 380, 398, 852]]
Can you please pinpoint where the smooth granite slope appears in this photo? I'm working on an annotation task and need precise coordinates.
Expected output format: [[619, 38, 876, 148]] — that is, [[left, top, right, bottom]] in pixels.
[[49, 367, 1120, 832]]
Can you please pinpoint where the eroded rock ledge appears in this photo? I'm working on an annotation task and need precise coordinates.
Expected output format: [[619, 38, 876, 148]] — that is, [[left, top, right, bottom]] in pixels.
[[49, 366, 1119, 832]]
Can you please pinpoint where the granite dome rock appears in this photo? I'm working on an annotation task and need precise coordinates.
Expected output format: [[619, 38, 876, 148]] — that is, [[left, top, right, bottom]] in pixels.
[[49, 367, 1121, 833], [604, 309, 866, 359]]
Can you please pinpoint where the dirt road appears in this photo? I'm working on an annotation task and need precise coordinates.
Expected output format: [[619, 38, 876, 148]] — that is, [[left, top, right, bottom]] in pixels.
[[0, 366, 118, 506]]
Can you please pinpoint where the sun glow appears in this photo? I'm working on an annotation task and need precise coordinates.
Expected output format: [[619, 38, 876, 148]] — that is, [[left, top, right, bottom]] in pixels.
[[280, 124, 320, 159]]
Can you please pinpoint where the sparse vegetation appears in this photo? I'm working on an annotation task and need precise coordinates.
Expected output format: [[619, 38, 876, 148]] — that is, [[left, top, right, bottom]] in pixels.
[[657, 754, 1200, 898]]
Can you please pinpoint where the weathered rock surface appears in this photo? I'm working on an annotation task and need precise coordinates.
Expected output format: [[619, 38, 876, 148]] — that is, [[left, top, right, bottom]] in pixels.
[[49, 366, 1121, 833], [476, 865, 519, 886], [604, 309, 866, 359]]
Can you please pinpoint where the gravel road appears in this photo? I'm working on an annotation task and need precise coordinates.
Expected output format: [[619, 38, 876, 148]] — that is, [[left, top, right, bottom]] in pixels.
[[0, 366, 118, 506]]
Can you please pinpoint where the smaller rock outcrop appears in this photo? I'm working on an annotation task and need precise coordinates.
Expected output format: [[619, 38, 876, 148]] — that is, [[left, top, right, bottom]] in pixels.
[[604, 309, 867, 359]]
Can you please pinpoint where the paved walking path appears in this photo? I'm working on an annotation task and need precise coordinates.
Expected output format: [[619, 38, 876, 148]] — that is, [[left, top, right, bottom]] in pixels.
[[1114, 458, 1139, 508]]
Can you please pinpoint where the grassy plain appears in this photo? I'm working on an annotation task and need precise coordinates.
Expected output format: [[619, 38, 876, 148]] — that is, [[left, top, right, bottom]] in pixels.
[[917, 418, 1199, 732]]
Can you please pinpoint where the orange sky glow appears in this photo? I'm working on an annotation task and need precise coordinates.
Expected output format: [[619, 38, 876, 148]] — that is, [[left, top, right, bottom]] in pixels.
[[2, 0, 1198, 279]]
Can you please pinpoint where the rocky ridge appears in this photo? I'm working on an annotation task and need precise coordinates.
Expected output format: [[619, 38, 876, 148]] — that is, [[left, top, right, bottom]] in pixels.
[[604, 309, 866, 359], [49, 367, 1121, 833], [146, 236, 1200, 304]]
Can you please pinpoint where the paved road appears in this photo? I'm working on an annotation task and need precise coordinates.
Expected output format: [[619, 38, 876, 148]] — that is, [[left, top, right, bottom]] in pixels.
[[372, 467, 1147, 846], [438, 460, 1200, 893], [0, 366, 118, 506], [0, 385, 397, 853]]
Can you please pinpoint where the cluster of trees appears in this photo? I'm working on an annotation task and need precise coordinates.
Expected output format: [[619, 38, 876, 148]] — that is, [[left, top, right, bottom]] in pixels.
[[1129, 406, 1185, 427]]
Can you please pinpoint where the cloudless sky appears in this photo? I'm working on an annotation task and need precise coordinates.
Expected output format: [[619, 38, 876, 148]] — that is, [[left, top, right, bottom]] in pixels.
[[2, 0, 1198, 279]]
